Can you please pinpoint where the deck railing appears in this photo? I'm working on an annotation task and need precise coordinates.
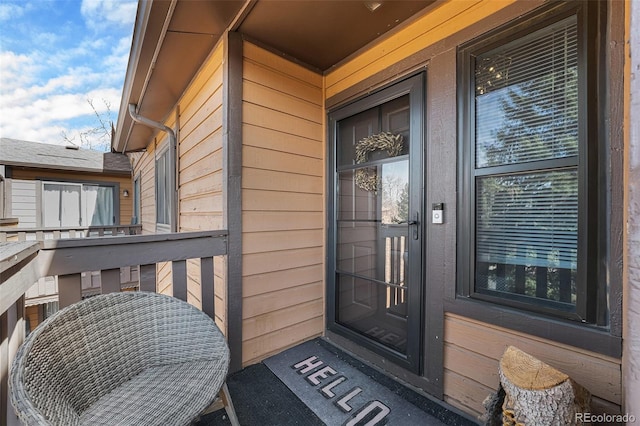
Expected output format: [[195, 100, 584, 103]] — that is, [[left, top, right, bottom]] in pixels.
[[0, 230, 228, 425], [0, 224, 142, 242]]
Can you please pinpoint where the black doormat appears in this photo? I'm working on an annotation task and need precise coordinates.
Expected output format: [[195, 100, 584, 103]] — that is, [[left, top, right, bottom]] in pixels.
[[197, 363, 325, 426], [199, 338, 477, 426], [263, 338, 469, 426]]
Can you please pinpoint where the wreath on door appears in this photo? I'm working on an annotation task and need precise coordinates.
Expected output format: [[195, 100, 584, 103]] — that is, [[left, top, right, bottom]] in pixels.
[[354, 132, 404, 192]]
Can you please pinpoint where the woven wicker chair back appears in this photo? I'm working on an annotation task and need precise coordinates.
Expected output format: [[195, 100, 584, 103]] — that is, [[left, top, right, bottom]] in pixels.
[[10, 292, 230, 425]]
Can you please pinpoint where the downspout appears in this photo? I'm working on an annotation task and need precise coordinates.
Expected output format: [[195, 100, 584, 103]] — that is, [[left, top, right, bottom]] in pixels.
[[128, 103, 178, 233], [118, 0, 177, 154]]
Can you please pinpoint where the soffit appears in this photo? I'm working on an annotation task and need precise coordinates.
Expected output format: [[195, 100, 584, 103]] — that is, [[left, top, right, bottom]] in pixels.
[[136, 0, 243, 122], [238, 0, 435, 72], [117, 0, 245, 152], [115, 0, 436, 152]]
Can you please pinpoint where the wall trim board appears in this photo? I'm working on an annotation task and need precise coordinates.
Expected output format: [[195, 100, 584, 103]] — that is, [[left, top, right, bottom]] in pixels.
[[325, 0, 545, 110], [224, 31, 244, 373]]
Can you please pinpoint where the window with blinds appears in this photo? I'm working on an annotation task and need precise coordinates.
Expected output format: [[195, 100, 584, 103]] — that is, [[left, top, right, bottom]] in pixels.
[[453, 0, 612, 323], [472, 16, 579, 309]]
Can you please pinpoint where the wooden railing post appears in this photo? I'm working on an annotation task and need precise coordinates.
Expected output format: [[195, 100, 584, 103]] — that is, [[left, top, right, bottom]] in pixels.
[[1, 297, 24, 426], [139, 264, 157, 293], [201, 257, 215, 319], [101, 269, 121, 294], [1, 231, 229, 420], [172, 260, 187, 302], [58, 274, 82, 309]]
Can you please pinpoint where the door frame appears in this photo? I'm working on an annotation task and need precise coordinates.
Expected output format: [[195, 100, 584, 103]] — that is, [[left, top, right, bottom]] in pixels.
[[326, 73, 426, 373]]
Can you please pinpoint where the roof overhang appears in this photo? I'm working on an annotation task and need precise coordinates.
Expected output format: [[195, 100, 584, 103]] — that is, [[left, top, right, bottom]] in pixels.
[[114, 0, 244, 153], [113, 0, 436, 153]]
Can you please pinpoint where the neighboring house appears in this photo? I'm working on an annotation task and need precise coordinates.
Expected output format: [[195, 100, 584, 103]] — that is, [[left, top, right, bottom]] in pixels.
[[0, 137, 134, 329], [0, 138, 133, 229], [112, 0, 638, 419]]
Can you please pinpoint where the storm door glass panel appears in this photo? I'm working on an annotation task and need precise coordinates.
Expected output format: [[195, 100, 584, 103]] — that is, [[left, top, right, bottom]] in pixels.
[[83, 185, 114, 226], [43, 183, 81, 227], [335, 94, 412, 354]]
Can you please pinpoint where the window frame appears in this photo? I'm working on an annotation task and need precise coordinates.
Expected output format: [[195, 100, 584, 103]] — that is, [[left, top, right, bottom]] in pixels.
[[154, 141, 174, 233], [132, 173, 141, 225], [456, 2, 607, 325], [41, 180, 118, 227]]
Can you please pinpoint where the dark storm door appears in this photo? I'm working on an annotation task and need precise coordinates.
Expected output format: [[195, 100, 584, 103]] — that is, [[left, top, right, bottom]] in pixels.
[[328, 74, 424, 373]]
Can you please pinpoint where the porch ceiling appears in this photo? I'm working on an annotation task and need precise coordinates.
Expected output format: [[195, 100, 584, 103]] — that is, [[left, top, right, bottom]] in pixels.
[[113, 0, 435, 153]]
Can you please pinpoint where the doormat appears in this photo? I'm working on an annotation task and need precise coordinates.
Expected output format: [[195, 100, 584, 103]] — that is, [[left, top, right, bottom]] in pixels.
[[263, 339, 446, 426]]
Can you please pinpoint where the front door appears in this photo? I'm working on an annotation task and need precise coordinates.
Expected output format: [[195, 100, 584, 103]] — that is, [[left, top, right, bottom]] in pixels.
[[328, 74, 424, 373]]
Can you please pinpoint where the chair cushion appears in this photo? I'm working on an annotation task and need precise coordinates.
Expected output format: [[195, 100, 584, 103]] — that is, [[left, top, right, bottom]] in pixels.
[[79, 360, 224, 425]]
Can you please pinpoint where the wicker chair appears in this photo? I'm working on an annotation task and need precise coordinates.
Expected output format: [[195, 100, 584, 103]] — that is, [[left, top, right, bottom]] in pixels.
[[9, 291, 239, 425]]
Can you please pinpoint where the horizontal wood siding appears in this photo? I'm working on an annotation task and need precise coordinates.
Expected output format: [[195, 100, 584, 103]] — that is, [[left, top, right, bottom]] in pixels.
[[175, 42, 226, 327], [325, 0, 517, 101], [10, 169, 132, 226], [127, 42, 227, 331], [9, 179, 37, 228], [323, 0, 623, 420], [241, 41, 324, 365], [178, 42, 225, 233], [130, 149, 156, 235], [443, 313, 622, 418]]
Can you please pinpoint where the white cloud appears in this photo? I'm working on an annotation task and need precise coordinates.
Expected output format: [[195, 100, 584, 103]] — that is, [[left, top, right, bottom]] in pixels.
[[0, 51, 39, 88], [0, 3, 25, 21], [81, 0, 137, 31], [103, 36, 133, 75], [0, 87, 121, 146], [0, 1, 135, 150]]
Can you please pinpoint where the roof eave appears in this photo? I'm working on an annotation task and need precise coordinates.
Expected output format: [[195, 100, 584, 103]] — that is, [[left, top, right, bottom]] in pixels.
[[112, 0, 169, 154]]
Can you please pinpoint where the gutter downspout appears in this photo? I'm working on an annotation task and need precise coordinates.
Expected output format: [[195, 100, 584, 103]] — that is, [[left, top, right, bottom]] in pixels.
[[128, 103, 178, 233]]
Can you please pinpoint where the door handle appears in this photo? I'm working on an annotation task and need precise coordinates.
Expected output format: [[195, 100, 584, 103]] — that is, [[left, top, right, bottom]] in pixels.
[[409, 212, 419, 240]]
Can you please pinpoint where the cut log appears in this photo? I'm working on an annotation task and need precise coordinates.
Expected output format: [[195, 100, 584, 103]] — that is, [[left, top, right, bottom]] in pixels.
[[499, 346, 591, 425]]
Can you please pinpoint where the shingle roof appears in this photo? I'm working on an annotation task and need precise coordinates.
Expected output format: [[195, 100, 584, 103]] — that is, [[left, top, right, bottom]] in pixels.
[[0, 138, 131, 175]]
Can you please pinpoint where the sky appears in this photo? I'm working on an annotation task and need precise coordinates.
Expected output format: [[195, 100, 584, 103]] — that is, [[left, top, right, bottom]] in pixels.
[[0, 0, 137, 151]]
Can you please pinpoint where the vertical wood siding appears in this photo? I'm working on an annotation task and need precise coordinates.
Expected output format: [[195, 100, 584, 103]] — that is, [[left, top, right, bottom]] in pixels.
[[241, 42, 324, 365]]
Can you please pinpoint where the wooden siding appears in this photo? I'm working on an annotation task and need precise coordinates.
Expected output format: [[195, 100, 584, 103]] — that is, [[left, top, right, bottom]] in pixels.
[[325, 0, 518, 101], [131, 145, 156, 235], [626, 0, 640, 413], [24, 305, 40, 331], [241, 41, 324, 366], [9, 180, 37, 228], [10, 169, 132, 226], [323, 0, 624, 420], [178, 43, 225, 233], [128, 42, 228, 331], [443, 313, 622, 418], [175, 42, 226, 324]]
